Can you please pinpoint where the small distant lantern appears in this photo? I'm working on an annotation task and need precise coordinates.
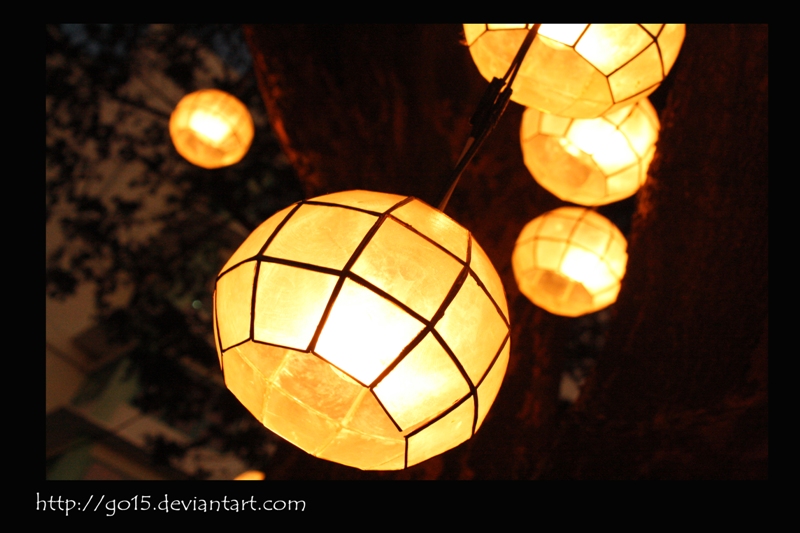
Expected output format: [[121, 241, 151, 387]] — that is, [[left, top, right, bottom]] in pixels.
[[464, 24, 685, 118], [169, 89, 254, 169], [521, 98, 660, 205], [512, 207, 627, 317], [214, 190, 510, 470], [234, 470, 265, 480]]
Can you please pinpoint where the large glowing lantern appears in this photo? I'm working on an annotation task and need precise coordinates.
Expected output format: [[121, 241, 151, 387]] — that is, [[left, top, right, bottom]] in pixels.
[[464, 24, 685, 118], [213, 190, 510, 470], [169, 89, 254, 169], [521, 98, 660, 205], [512, 207, 627, 317]]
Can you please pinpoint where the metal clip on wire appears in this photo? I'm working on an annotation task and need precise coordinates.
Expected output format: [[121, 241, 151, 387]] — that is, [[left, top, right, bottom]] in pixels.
[[437, 24, 541, 212]]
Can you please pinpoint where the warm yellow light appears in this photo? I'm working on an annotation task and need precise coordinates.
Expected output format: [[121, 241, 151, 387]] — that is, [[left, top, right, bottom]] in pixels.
[[464, 24, 685, 118], [188, 110, 233, 146], [521, 98, 660, 205], [169, 89, 254, 169], [234, 470, 265, 480], [213, 190, 510, 470], [512, 207, 628, 317]]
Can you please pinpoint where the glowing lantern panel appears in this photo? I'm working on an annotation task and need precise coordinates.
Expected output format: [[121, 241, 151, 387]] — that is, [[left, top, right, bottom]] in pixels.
[[521, 98, 660, 205], [464, 24, 685, 118], [169, 89, 254, 169], [214, 190, 510, 470], [512, 207, 627, 317]]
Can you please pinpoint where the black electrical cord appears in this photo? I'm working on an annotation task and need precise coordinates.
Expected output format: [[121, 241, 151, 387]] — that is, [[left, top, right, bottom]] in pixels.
[[437, 24, 541, 212]]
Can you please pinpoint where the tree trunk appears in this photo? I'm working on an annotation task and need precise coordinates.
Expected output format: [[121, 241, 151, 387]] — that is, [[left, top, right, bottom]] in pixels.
[[243, 24, 768, 479]]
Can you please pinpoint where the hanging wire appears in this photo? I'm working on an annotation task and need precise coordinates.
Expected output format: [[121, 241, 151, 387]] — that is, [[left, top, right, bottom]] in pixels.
[[437, 24, 541, 212]]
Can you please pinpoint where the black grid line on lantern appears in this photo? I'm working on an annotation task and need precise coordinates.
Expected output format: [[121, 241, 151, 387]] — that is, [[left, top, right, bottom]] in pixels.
[[213, 190, 510, 470], [520, 97, 660, 206], [464, 23, 685, 118]]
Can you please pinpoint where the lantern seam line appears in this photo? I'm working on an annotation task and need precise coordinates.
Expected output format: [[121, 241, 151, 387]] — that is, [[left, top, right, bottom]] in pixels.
[[362, 215, 466, 280], [366, 328, 429, 391], [249, 259, 262, 344], [300, 407, 361, 459], [369, 389, 405, 433], [432, 239, 482, 376], [217, 256, 259, 282], [373, 319, 475, 433], [268, 386, 338, 424], [213, 291, 223, 371], [368, 449, 406, 471], [264, 387, 342, 456], [639, 23, 656, 39], [428, 328, 479, 432], [555, 209, 593, 273], [467, 268, 510, 328], [388, 213, 468, 265], [574, 24, 592, 47], [599, 227, 616, 266], [346, 272, 430, 325], [337, 388, 370, 431], [467, 25, 491, 47], [601, 66, 617, 106], [605, 41, 656, 79], [472, 392, 480, 435], [373, 346, 473, 434], [574, 31, 619, 79], [614, 155, 642, 176], [253, 255, 342, 277], [221, 336, 253, 353], [305, 196, 415, 356], [366, 251, 471, 390], [612, 82, 661, 109], [612, 104, 638, 126], [256, 202, 304, 256], [593, 284, 621, 298], [596, 101, 615, 119], [215, 203, 301, 281], [302, 348, 370, 388], [404, 391, 473, 441], [253, 202, 380, 270], [369, 237, 476, 430], [531, 234, 620, 277], [656, 39, 666, 80], [302, 199, 385, 217], [431, 329, 484, 394], [600, 228, 624, 277], [476, 332, 511, 390]]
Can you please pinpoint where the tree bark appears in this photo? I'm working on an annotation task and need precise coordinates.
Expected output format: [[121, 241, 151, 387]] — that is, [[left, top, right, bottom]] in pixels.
[[244, 24, 768, 479]]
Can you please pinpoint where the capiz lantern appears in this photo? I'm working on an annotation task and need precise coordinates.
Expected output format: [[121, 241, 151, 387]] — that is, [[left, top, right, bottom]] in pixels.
[[521, 98, 660, 205], [214, 190, 510, 469], [464, 24, 685, 118], [512, 207, 628, 317], [169, 88, 254, 169]]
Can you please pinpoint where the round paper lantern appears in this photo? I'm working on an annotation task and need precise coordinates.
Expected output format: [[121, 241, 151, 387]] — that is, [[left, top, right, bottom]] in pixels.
[[512, 207, 627, 317], [213, 190, 510, 470], [521, 98, 660, 205], [169, 89, 254, 169], [464, 24, 685, 118]]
